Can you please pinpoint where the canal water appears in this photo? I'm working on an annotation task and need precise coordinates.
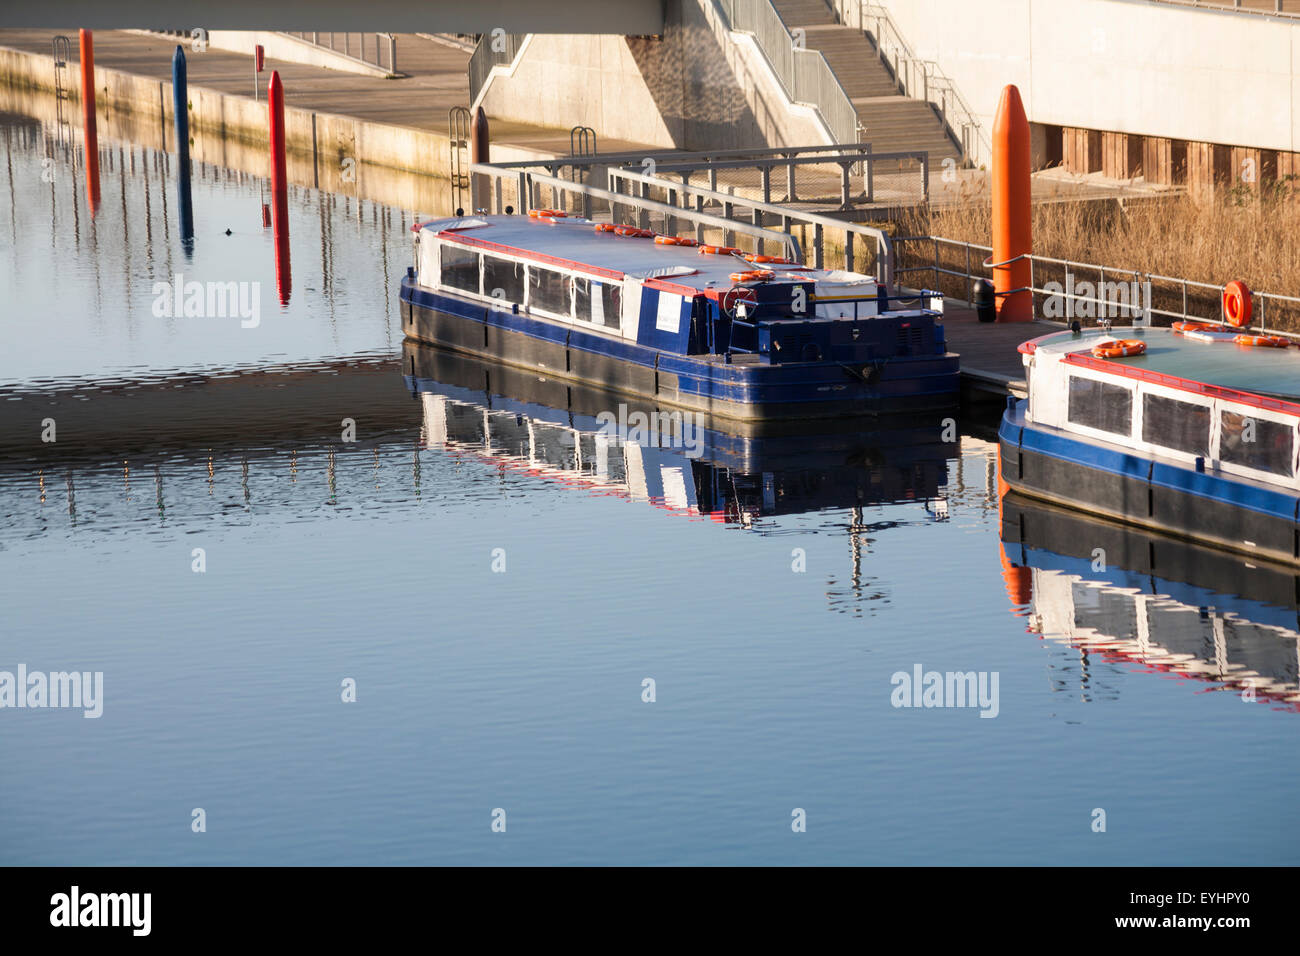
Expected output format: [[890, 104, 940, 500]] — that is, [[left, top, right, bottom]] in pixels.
[[1, 114, 1297, 866]]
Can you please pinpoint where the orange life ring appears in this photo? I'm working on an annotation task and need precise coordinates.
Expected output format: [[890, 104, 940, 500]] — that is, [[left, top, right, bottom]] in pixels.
[[1223, 280, 1253, 328], [654, 236, 698, 247], [1233, 334, 1290, 349], [730, 269, 776, 283], [1091, 338, 1147, 359], [698, 245, 743, 256], [744, 254, 795, 265], [594, 223, 617, 233], [1172, 321, 1219, 334], [614, 225, 654, 238], [529, 208, 567, 219]]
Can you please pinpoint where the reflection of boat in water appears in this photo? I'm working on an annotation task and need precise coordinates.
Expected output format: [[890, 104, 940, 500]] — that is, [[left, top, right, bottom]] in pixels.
[[402, 340, 951, 524], [1000, 492, 1300, 710]]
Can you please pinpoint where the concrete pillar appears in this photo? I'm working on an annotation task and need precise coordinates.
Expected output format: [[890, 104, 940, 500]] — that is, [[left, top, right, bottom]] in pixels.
[[1101, 131, 1141, 180], [1063, 127, 1102, 174]]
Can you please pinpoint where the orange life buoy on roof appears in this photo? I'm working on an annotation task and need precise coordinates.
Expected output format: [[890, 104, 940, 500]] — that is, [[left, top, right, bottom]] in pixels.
[[698, 245, 743, 256], [1172, 321, 1219, 334], [614, 225, 654, 238], [744, 254, 795, 265], [1233, 334, 1290, 349], [730, 270, 776, 283], [1223, 280, 1252, 328], [654, 236, 699, 247], [594, 223, 617, 233], [529, 208, 567, 219], [1091, 338, 1147, 359]]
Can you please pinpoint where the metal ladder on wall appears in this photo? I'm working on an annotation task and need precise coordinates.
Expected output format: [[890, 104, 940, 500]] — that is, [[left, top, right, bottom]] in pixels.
[[51, 35, 72, 149], [569, 125, 597, 183], [448, 107, 471, 215]]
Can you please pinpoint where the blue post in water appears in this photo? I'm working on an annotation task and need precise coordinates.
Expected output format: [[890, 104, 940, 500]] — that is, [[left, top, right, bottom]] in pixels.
[[172, 46, 193, 248]]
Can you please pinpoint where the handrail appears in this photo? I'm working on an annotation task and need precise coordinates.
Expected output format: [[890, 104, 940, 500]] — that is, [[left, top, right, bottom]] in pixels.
[[608, 165, 895, 288], [468, 32, 527, 108], [896, 233, 1300, 337], [467, 162, 804, 261], [1138, 0, 1300, 20], [828, 0, 990, 167], [283, 32, 398, 75], [492, 143, 883, 173], [716, 0, 858, 144]]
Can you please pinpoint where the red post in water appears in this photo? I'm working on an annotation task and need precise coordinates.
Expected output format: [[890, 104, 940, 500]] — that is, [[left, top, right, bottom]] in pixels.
[[992, 85, 1032, 322], [79, 29, 100, 211], [470, 107, 489, 212], [267, 71, 290, 302]]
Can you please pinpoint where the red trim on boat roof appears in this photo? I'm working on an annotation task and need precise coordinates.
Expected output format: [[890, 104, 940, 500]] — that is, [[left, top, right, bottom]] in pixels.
[[437, 231, 626, 282], [1062, 352, 1300, 417], [643, 277, 703, 297]]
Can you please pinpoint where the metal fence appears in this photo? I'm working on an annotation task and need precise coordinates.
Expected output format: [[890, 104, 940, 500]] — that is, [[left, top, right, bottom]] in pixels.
[[607, 166, 895, 285], [283, 33, 398, 75], [829, 0, 989, 168], [894, 234, 1300, 337], [468, 32, 526, 108], [468, 163, 803, 263], [717, 0, 858, 144], [649, 146, 929, 208], [1142, 0, 1300, 17]]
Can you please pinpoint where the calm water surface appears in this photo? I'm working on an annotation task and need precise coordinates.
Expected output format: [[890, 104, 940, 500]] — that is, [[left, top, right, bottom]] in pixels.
[[1, 115, 1297, 866]]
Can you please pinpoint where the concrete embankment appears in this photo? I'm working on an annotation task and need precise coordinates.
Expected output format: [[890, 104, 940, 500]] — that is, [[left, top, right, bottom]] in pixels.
[[0, 45, 457, 214]]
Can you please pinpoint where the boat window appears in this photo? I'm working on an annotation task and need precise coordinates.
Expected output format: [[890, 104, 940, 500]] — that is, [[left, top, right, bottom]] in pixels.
[[1142, 394, 1210, 457], [573, 278, 594, 324], [529, 267, 572, 318], [601, 281, 621, 330], [1067, 376, 1132, 436], [1219, 411, 1294, 477], [483, 255, 525, 306], [439, 243, 480, 295]]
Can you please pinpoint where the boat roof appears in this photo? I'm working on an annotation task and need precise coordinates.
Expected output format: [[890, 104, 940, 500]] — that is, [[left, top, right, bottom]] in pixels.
[[1025, 326, 1300, 402], [415, 214, 876, 295]]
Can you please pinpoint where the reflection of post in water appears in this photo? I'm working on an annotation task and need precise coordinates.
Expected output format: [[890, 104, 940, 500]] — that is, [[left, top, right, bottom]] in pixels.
[[241, 457, 250, 505], [172, 46, 194, 251], [65, 473, 76, 524], [327, 449, 337, 505], [154, 464, 165, 519], [78, 30, 100, 214], [267, 71, 291, 305], [412, 443, 421, 498]]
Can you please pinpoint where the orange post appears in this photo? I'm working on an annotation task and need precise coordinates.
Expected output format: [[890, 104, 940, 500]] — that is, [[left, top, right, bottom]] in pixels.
[[992, 85, 1031, 322], [79, 29, 100, 211]]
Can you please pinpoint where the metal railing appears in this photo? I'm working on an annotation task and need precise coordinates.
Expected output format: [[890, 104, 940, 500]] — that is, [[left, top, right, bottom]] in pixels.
[[607, 166, 895, 286], [893, 234, 1300, 336], [469, 32, 527, 108], [467, 162, 805, 263], [1141, 0, 1300, 19], [717, 0, 858, 144], [284, 32, 398, 75], [830, 0, 990, 167], [648, 144, 929, 207], [482, 143, 927, 213]]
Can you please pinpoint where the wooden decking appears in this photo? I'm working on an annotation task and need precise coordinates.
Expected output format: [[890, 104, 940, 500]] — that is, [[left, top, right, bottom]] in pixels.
[[942, 306, 1063, 399]]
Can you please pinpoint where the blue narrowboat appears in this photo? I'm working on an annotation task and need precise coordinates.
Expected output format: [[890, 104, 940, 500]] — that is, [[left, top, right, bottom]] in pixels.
[[398, 213, 958, 420], [1000, 325, 1300, 565]]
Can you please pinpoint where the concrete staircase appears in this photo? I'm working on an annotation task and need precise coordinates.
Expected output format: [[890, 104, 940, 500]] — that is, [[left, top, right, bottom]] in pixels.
[[770, 0, 963, 164]]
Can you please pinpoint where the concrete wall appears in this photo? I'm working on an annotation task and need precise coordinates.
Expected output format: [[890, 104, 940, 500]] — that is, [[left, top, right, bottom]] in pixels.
[[884, 0, 1300, 154], [480, 0, 831, 150], [0, 43, 454, 183]]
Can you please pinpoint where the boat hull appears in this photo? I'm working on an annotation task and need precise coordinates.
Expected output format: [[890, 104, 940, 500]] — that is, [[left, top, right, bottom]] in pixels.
[[400, 277, 959, 422], [999, 399, 1300, 565]]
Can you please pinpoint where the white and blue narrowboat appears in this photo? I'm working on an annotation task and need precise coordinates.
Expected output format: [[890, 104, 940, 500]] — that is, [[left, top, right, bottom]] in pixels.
[[1000, 324, 1300, 565], [398, 213, 958, 420]]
